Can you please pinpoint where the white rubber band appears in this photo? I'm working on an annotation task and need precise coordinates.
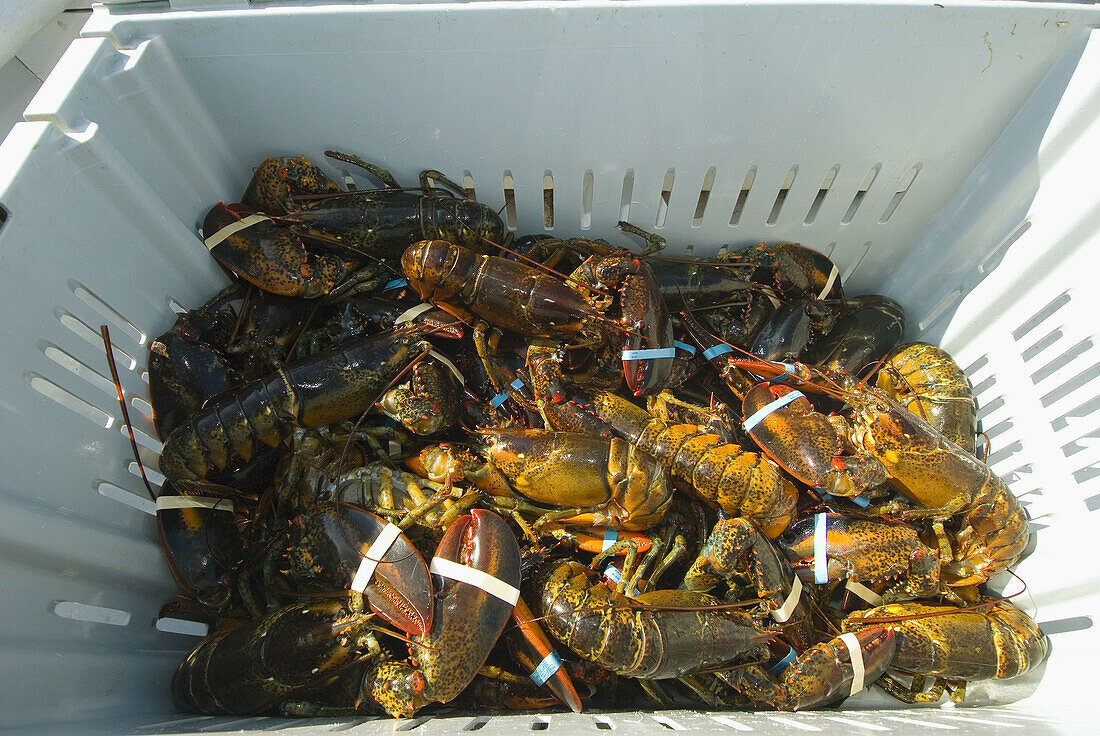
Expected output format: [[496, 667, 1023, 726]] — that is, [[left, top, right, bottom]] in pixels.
[[350, 522, 403, 593], [155, 496, 234, 513], [601, 528, 618, 553], [770, 575, 803, 622], [743, 390, 805, 432], [388, 440, 403, 457], [429, 557, 520, 605], [428, 350, 466, 386], [622, 347, 676, 360], [838, 632, 866, 696], [203, 214, 271, 250], [845, 579, 884, 607], [394, 302, 435, 325], [817, 264, 840, 300], [814, 512, 830, 584], [530, 650, 563, 687]]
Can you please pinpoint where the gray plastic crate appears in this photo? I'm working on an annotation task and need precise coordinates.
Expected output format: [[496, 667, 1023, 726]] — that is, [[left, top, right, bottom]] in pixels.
[[1, 2, 1098, 734]]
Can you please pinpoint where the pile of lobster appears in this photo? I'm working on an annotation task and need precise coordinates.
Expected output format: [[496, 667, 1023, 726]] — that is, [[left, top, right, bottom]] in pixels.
[[144, 152, 1045, 719]]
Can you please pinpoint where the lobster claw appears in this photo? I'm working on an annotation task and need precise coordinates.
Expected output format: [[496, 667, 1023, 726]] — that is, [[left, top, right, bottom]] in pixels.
[[618, 261, 675, 397], [414, 509, 522, 705], [290, 504, 433, 637], [347, 508, 434, 637]]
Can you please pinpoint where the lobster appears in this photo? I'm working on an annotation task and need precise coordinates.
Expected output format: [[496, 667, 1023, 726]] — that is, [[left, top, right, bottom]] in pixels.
[[401, 239, 674, 397], [531, 558, 895, 711], [776, 512, 943, 604], [588, 390, 798, 538], [158, 326, 432, 486], [730, 359, 1028, 588], [172, 599, 386, 715], [842, 600, 1048, 703]]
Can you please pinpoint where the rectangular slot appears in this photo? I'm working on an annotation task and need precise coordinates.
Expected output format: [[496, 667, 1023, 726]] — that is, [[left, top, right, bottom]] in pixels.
[[502, 171, 518, 231], [619, 169, 635, 223], [581, 169, 594, 230], [730, 166, 756, 226], [655, 167, 675, 228], [71, 280, 146, 346], [462, 171, 476, 201], [841, 163, 881, 224], [543, 170, 554, 229], [28, 373, 113, 428], [878, 163, 921, 223], [804, 165, 839, 225], [766, 166, 798, 225], [692, 166, 716, 227]]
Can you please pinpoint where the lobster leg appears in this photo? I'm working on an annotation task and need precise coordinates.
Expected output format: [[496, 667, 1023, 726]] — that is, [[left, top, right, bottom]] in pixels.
[[684, 516, 816, 651]]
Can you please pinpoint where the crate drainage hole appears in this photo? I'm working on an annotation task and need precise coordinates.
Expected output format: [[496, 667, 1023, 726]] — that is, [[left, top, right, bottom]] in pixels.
[[980, 220, 1030, 274], [0, 202, 8, 234], [462, 171, 476, 201], [53, 600, 131, 626], [27, 373, 113, 428], [767, 166, 798, 225], [730, 166, 756, 225], [581, 169, 594, 230], [502, 172, 517, 231], [655, 168, 675, 228], [692, 167, 716, 227], [464, 717, 491, 731], [594, 717, 613, 730], [841, 163, 881, 224], [619, 169, 635, 223], [804, 165, 839, 225], [70, 279, 145, 345], [543, 170, 554, 229], [917, 287, 962, 331], [878, 163, 921, 224], [531, 717, 550, 730], [98, 481, 155, 515], [57, 308, 137, 369]]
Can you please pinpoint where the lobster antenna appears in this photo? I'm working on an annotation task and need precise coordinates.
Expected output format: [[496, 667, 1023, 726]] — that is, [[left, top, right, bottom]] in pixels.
[[283, 297, 326, 363], [101, 325, 158, 502], [228, 283, 254, 347]]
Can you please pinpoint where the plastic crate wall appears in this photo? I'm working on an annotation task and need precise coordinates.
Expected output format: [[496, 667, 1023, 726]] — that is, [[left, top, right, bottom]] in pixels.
[[0, 2, 1098, 734]]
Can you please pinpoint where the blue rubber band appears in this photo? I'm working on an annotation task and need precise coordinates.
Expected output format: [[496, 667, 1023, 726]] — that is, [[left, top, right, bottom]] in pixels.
[[767, 646, 799, 677], [814, 512, 830, 584], [530, 650, 563, 687], [622, 347, 676, 360], [603, 565, 639, 596], [601, 528, 618, 552], [491, 378, 527, 408], [384, 277, 408, 290], [743, 390, 805, 431], [674, 340, 696, 356], [702, 343, 734, 360]]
